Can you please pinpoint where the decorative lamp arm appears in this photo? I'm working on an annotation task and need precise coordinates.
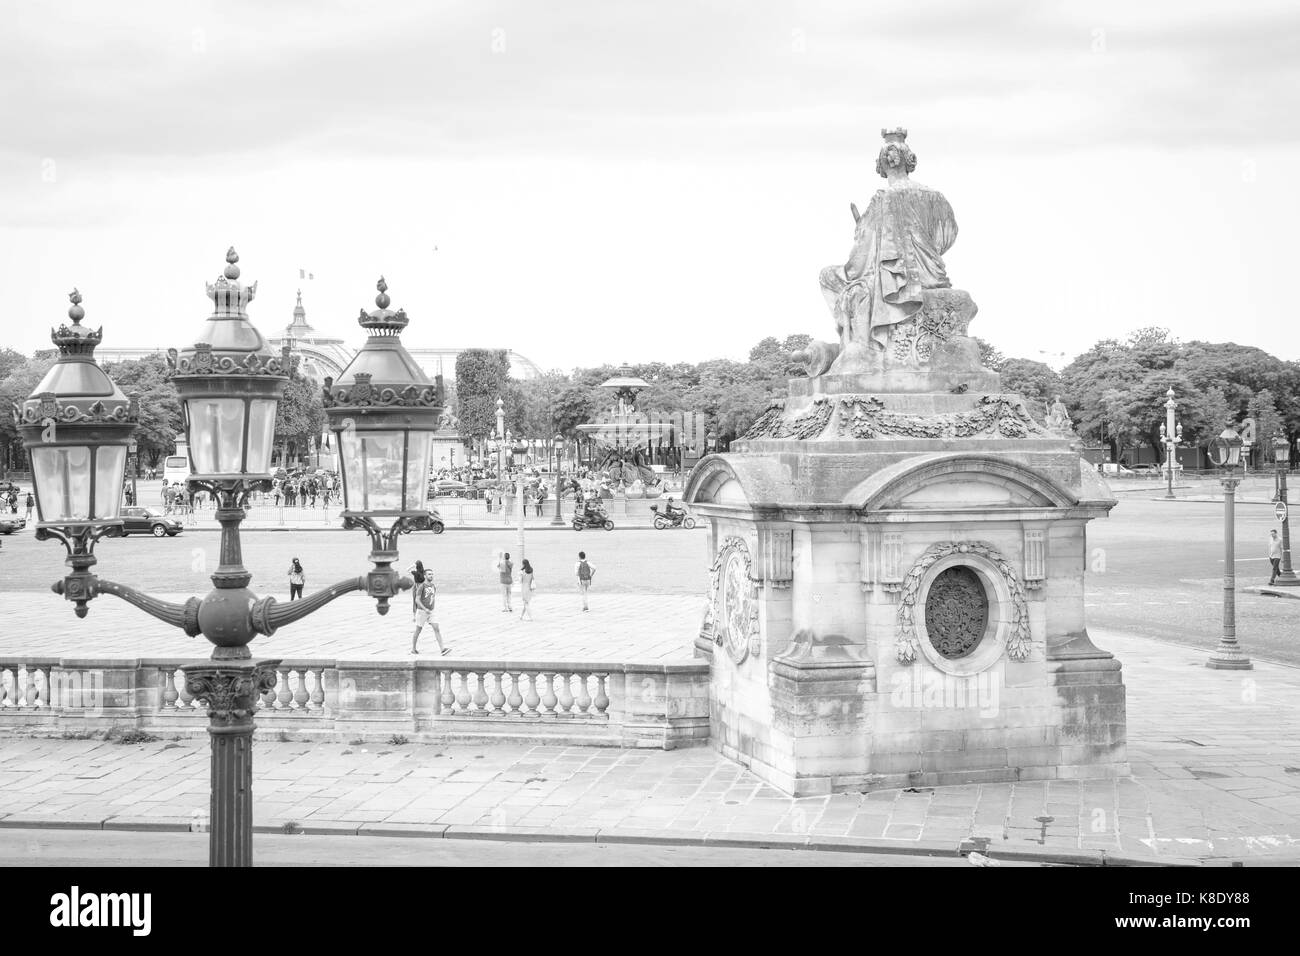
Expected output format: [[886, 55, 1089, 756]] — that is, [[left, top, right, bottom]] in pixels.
[[93, 580, 202, 636], [250, 571, 413, 637]]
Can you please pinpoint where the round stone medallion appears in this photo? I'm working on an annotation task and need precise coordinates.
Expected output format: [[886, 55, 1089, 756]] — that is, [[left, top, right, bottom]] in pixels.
[[719, 546, 755, 663], [923, 565, 989, 659]]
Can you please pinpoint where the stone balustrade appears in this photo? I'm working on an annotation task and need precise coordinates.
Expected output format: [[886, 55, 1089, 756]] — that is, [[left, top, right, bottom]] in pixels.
[[0, 657, 709, 749]]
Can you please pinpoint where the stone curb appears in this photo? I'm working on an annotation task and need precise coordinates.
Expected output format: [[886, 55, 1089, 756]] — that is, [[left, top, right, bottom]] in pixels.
[[1242, 586, 1300, 601], [0, 815, 1203, 865]]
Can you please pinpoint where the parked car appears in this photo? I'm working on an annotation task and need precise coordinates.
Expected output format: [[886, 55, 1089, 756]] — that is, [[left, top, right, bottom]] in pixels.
[[0, 514, 26, 534], [428, 478, 468, 498], [119, 507, 183, 537], [1128, 464, 1160, 477], [1097, 463, 1135, 477]]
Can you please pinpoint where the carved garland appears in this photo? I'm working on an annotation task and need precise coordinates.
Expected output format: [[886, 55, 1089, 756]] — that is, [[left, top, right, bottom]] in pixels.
[[167, 344, 287, 378], [14, 398, 138, 427], [895, 541, 1031, 665], [322, 372, 441, 410]]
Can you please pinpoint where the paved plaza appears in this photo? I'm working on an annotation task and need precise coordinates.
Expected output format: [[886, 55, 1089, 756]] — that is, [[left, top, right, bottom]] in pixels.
[[2, 626, 1299, 864]]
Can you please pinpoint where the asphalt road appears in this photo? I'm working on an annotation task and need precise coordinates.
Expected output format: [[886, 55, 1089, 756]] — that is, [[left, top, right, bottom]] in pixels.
[[0, 828, 1020, 866], [2, 485, 1296, 662]]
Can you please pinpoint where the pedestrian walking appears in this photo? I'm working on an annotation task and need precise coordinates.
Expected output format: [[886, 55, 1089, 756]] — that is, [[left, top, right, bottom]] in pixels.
[[575, 551, 595, 611], [24, 492, 33, 519], [535, 486, 546, 517], [410, 562, 448, 655], [288, 558, 306, 601], [498, 551, 514, 612], [519, 559, 535, 621], [1268, 529, 1284, 585]]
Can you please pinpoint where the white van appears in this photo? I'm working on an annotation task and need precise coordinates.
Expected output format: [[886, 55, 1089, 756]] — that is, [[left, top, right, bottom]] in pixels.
[[162, 444, 191, 487]]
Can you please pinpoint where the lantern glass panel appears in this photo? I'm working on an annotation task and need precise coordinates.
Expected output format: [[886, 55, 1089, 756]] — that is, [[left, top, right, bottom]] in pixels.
[[245, 398, 278, 475], [404, 433, 433, 512], [340, 429, 406, 512], [187, 398, 247, 475], [93, 444, 127, 520], [31, 445, 92, 523]]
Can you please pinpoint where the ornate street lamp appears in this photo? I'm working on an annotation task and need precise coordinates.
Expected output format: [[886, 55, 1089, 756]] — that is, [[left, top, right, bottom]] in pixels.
[[22, 253, 440, 868], [1273, 433, 1297, 586], [551, 432, 566, 526], [15, 289, 138, 618], [1158, 387, 1182, 500], [512, 435, 529, 558], [323, 276, 443, 610], [1207, 427, 1251, 670]]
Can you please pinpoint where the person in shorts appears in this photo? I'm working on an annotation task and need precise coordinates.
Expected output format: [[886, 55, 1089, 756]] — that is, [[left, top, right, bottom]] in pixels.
[[411, 566, 448, 655], [498, 551, 514, 612], [575, 551, 594, 611], [1268, 529, 1284, 585], [519, 559, 535, 621]]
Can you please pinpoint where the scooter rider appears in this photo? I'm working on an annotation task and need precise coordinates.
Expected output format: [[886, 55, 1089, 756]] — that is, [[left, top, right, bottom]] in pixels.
[[662, 497, 684, 523]]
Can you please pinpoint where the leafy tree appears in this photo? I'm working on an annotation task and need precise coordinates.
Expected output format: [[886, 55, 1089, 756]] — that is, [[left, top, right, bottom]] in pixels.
[[0, 356, 55, 472], [0, 348, 28, 384], [1248, 389, 1285, 465], [274, 374, 326, 465], [998, 358, 1062, 418], [455, 349, 513, 439], [102, 354, 183, 467], [971, 337, 1005, 371]]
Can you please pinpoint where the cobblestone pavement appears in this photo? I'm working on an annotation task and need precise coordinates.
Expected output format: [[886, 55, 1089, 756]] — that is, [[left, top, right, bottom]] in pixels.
[[2, 629, 1298, 863], [0, 593, 700, 663]]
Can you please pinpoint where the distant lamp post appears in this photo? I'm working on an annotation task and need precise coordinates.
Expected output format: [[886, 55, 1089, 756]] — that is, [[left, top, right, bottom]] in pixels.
[[1207, 427, 1251, 670], [127, 438, 139, 506], [1273, 433, 1297, 586], [512, 436, 529, 557], [1158, 388, 1182, 499], [551, 432, 566, 526]]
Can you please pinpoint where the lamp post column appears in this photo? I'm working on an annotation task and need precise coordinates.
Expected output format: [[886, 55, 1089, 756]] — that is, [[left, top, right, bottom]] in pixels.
[[552, 436, 566, 526], [1278, 445, 1298, 585], [1208, 475, 1252, 670], [1161, 387, 1180, 500]]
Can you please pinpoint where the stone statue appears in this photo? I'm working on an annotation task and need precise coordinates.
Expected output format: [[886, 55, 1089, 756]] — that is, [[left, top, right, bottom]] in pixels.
[[437, 406, 459, 431], [819, 128, 960, 371], [1044, 395, 1073, 433]]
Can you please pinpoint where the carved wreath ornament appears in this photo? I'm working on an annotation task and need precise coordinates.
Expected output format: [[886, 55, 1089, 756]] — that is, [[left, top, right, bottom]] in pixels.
[[895, 541, 1031, 665], [702, 536, 760, 664]]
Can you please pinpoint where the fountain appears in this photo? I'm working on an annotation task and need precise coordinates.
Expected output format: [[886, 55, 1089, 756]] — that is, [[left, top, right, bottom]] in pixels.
[[575, 364, 672, 503]]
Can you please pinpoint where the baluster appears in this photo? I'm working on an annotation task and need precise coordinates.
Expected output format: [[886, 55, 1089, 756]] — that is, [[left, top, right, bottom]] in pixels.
[[523, 672, 541, 717], [161, 668, 179, 710], [575, 673, 592, 716], [555, 672, 575, 718], [489, 672, 507, 716], [506, 672, 524, 716], [440, 671, 456, 715], [260, 673, 277, 710], [292, 670, 310, 711], [310, 670, 327, 712], [0, 667, 11, 707], [276, 668, 293, 710], [472, 673, 489, 715], [24, 667, 37, 709], [179, 670, 197, 710], [31, 667, 46, 709], [539, 672, 557, 717], [454, 672, 471, 714], [593, 673, 610, 716]]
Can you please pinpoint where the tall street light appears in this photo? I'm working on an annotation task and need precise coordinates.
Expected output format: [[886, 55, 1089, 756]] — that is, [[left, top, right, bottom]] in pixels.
[[1159, 387, 1182, 500], [551, 432, 566, 526], [513, 435, 529, 559], [21, 258, 442, 867], [1207, 427, 1251, 670], [1273, 433, 1297, 586]]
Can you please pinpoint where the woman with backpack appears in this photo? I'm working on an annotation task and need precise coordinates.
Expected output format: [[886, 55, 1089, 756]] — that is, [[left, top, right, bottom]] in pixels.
[[288, 558, 305, 601], [574, 551, 595, 611]]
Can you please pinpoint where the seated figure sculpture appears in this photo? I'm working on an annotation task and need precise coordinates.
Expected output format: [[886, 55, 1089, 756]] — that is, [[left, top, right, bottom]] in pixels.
[[813, 128, 965, 376]]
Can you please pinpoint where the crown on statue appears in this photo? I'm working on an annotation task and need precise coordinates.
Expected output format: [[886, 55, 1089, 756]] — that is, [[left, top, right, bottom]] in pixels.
[[881, 127, 909, 144], [50, 288, 103, 355], [204, 246, 258, 316]]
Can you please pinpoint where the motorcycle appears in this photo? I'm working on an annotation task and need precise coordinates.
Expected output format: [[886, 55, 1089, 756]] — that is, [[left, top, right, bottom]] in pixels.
[[572, 509, 614, 531], [426, 508, 445, 534], [651, 505, 695, 530]]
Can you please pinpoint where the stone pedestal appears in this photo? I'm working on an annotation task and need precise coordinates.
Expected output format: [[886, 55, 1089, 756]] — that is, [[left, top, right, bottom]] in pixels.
[[685, 386, 1126, 796]]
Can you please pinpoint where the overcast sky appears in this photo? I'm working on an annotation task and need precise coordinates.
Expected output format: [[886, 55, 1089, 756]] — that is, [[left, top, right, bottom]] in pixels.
[[3, 0, 1298, 373]]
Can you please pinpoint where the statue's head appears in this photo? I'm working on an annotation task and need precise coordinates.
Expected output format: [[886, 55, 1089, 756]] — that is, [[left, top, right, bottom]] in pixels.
[[875, 127, 917, 179]]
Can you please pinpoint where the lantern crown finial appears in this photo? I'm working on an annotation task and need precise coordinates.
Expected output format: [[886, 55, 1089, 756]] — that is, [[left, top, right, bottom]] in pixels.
[[50, 287, 103, 355], [206, 246, 257, 316], [357, 275, 409, 335]]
